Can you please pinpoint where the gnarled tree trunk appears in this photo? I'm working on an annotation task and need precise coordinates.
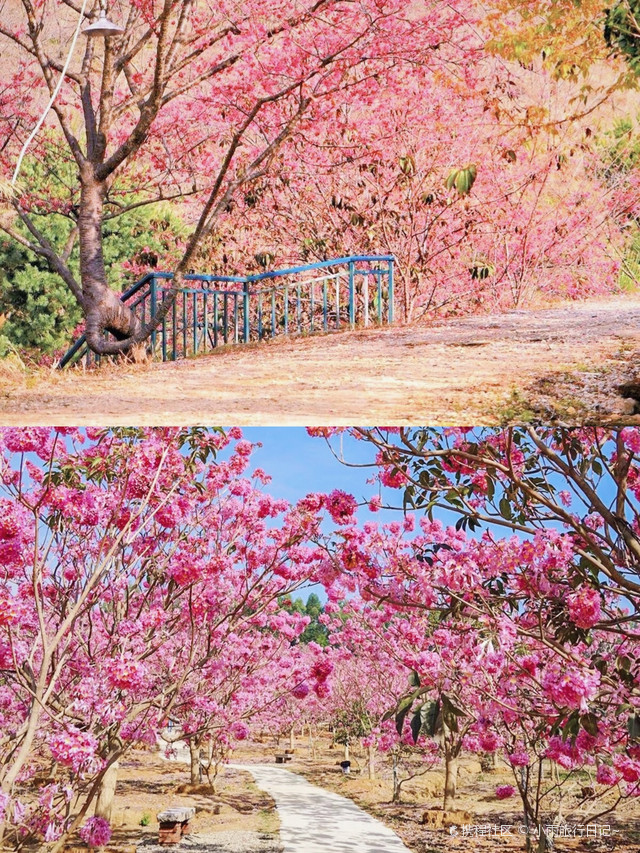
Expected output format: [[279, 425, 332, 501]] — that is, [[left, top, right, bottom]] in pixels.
[[79, 173, 142, 355]]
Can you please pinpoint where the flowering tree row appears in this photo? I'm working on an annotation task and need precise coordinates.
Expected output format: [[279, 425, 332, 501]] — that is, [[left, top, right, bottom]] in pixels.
[[220, 54, 628, 320], [2, 426, 640, 852], [0, 0, 481, 356]]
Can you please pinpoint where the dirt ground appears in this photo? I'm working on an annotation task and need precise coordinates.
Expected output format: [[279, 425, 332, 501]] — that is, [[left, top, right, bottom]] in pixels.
[[2, 294, 640, 426], [291, 753, 639, 853], [45, 736, 640, 853], [63, 751, 280, 853]]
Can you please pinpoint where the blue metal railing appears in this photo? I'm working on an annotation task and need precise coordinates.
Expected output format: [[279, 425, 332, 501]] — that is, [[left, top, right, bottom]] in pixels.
[[59, 255, 394, 368]]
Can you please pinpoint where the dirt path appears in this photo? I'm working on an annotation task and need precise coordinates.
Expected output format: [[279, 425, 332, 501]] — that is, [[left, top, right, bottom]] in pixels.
[[235, 765, 411, 853], [2, 294, 640, 425]]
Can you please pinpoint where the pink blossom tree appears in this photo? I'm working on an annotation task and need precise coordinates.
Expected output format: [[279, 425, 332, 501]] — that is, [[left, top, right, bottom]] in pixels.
[[0, 427, 328, 849], [229, 59, 624, 320], [0, 0, 479, 356]]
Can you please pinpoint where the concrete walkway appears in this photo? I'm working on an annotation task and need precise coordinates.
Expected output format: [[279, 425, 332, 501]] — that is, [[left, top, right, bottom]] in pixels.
[[234, 764, 412, 853]]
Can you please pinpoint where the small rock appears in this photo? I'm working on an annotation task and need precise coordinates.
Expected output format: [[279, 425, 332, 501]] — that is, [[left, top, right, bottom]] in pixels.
[[610, 397, 637, 416], [618, 380, 640, 401]]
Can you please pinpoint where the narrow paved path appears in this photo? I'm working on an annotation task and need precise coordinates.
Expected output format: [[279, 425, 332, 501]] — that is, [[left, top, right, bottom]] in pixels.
[[234, 764, 412, 853]]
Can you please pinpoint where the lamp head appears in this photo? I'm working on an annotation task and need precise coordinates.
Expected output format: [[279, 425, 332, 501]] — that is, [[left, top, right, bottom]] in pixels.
[[83, 12, 124, 37]]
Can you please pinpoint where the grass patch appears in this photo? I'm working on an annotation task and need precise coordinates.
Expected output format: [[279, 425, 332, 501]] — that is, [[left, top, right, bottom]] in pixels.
[[494, 390, 537, 425]]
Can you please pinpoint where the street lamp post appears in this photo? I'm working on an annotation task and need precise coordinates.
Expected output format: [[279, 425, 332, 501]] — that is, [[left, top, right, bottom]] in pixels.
[[11, 1, 123, 186]]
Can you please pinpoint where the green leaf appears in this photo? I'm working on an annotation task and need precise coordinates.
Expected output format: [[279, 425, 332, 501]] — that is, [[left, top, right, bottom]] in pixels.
[[618, 655, 632, 672], [408, 670, 421, 688], [499, 496, 513, 519], [396, 703, 412, 736], [628, 713, 640, 740], [580, 712, 599, 737], [445, 165, 478, 196], [410, 708, 424, 743], [562, 710, 580, 739], [423, 700, 440, 737]]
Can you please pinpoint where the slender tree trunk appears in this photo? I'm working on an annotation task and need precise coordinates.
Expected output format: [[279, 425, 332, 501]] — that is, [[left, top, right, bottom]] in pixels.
[[392, 752, 401, 803], [94, 760, 119, 821], [202, 742, 217, 793], [368, 743, 376, 780], [79, 173, 142, 355], [289, 727, 295, 750], [480, 752, 496, 772], [344, 739, 350, 761], [189, 740, 201, 785], [443, 750, 458, 810], [537, 823, 553, 853]]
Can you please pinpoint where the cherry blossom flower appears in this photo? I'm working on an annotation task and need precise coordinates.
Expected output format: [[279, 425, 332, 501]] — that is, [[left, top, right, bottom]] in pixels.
[[79, 817, 112, 848], [567, 586, 602, 629]]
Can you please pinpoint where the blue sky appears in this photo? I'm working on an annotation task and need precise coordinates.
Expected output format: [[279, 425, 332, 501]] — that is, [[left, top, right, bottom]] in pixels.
[[242, 428, 378, 506]]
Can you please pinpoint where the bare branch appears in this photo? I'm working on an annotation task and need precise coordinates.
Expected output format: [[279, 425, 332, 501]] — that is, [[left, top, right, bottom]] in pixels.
[[5, 204, 85, 305]]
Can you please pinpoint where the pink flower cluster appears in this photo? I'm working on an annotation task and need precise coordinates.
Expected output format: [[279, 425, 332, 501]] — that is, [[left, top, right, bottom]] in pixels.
[[375, 453, 408, 489], [567, 586, 601, 629], [596, 764, 620, 786], [541, 662, 600, 711], [106, 657, 144, 690], [291, 682, 310, 699], [79, 817, 112, 848], [478, 731, 501, 752], [544, 736, 579, 770], [0, 500, 23, 540], [495, 785, 516, 800], [508, 749, 530, 767], [168, 556, 203, 586], [2, 427, 53, 458], [311, 658, 334, 682], [325, 490, 357, 524], [49, 729, 100, 773], [230, 721, 250, 741], [0, 593, 21, 627], [613, 754, 640, 783]]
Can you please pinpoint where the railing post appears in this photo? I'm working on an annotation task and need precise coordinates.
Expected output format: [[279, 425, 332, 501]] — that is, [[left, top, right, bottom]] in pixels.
[[271, 289, 276, 338], [172, 297, 177, 361], [348, 260, 355, 327], [150, 276, 157, 356], [182, 290, 188, 357], [243, 281, 250, 343], [388, 258, 394, 324], [193, 292, 198, 355], [363, 274, 369, 327], [323, 279, 328, 332]]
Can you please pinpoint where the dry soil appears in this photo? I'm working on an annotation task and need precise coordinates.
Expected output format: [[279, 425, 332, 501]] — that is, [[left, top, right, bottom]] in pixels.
[[2, 294, 640, 425]]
